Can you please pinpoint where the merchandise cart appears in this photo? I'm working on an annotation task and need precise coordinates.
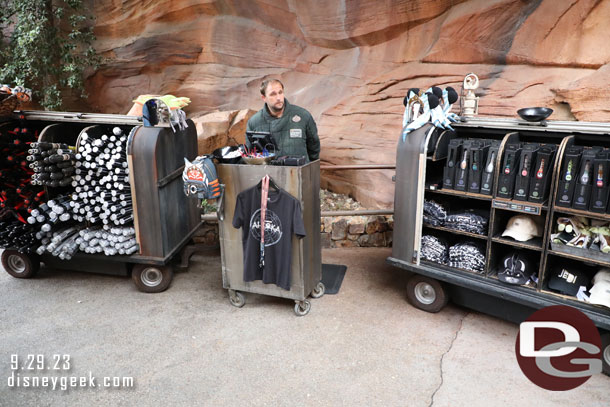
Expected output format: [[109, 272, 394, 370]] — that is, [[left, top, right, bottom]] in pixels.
[[387, 119, 610, 375], [1, 110, 202, 292], [216, 160, 324, 316]]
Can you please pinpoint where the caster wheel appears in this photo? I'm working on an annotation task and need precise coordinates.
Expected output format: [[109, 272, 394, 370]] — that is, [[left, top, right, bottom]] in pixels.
[[228, 290, 245, 308], [406, 275, 448, 313], [294, 300, 311, 316], [602, 331, 610, 376], [311, 282, 325, 298], [131, 264, 173, 293], [1, 250, 39, 279]]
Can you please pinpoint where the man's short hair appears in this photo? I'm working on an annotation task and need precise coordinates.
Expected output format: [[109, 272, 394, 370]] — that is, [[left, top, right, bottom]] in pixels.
[[260, 79, 284, 96]]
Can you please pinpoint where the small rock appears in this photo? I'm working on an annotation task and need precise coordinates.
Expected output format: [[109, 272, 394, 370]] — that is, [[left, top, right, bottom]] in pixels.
[[358, 232, 386, 247], [323, 217, 333, 232], [348, 222, 365, 234], [331, 219, 348, 240], [321, 233, 331, 248]]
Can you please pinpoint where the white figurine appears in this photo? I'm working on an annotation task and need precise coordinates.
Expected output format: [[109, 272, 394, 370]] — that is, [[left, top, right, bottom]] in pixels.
[[460, 73, 479, 117]]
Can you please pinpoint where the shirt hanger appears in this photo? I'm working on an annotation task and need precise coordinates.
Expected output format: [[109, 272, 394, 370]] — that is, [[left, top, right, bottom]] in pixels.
[[257, 175, 280, 192]]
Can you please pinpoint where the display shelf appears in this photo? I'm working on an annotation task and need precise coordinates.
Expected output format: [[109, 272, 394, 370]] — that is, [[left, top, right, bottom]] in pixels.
[[540, 289, 610, 314], [420, 259, 487, 278], [492, 236, 543, 251], [540, 289, 584, 304], [487, 274, 537, 291], [547, 247, 610, 268], [423, 223, 488, 240], [392, 120, 610, 353], [553, 206, 610, 222], [425, 187, 492, 201], [492, 198, 547, 215]]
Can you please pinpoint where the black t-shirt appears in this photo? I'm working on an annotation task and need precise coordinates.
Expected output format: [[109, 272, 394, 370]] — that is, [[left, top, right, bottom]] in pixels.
[[232, 185, 306, 290]]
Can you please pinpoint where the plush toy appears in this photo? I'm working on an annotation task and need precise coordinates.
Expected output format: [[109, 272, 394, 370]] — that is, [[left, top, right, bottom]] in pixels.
[[589, 224, 610, 253], [401, 85, 460, 141], [551, 216, 591, 248], [127, 94, 191, 116]]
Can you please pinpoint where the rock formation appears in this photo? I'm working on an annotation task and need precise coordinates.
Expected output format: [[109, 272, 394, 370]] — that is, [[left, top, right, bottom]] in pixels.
[[82, 0, 610, 208]]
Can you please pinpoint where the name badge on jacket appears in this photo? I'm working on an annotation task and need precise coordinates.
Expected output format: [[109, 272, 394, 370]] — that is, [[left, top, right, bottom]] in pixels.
[[290, 129, 302, 138]]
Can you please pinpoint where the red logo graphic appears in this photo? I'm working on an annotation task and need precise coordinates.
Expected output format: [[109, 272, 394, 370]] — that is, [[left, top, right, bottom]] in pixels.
[[186, 167, 204, 182], [515, 305, 602, 391]]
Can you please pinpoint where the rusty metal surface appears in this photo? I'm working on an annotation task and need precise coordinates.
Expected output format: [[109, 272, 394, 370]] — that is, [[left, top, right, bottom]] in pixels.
[[128, 120, 200, 259], [205, 209, 393, 220], [217, 161, 321, 301], [321, 209, 393, 217], [392, 123, 435, 264], [320, 164, 396, 170], [129, 126, 162, 256], [14, 110, 143, 125]]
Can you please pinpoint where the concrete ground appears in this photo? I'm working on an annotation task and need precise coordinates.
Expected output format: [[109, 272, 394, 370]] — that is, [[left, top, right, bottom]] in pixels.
[[0, 247, 608, 407]]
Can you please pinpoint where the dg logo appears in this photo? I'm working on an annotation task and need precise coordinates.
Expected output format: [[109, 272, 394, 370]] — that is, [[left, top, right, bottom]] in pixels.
[[515, 305, 603, 391]]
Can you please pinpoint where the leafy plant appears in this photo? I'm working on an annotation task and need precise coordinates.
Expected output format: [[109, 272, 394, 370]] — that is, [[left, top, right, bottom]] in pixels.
[[200, 199, 218, 214], [0, 0, 101, 110]]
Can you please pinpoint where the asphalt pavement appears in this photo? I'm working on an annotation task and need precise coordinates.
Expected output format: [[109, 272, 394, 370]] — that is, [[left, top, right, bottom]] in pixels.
[[1, 247, 608, 406]]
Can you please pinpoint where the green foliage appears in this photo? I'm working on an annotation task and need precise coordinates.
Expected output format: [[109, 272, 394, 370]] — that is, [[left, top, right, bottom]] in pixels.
[[0, 0, 101, 110], [200, 199, 218, 214]]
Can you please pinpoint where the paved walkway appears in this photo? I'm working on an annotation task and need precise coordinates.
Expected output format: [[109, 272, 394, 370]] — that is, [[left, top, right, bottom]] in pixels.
[[1, 248, 608, 406]]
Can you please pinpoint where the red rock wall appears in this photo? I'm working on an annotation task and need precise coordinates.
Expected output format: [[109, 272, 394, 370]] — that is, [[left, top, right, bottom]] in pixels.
[[84, 0, 610, 208]]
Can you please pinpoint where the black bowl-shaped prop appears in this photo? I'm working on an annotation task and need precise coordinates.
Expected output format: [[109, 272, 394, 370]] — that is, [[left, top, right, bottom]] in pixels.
[[213, 145, 243, 164], [517, 107, 553, 122]]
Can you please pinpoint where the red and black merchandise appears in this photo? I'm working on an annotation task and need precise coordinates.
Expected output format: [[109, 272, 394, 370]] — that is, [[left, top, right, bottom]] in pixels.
[[0, 125, 45, 251], [232, 175, 306, 290]]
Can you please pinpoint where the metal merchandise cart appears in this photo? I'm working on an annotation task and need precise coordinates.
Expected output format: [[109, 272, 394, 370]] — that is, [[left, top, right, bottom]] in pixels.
[[216, 160, 323, 316], [387, 119, 610, 375], [1, 111, 202, 292]]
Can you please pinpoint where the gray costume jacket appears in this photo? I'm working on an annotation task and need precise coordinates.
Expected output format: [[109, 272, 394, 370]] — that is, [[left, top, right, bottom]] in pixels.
[[246, 99, 320, 162]]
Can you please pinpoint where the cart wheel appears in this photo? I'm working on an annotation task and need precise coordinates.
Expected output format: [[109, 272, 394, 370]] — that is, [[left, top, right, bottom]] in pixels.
[[294, 300, 311, 316], [311, 282, 325, 298], [406, 275, 448, 313], [228, 290, 245, 308], [1, 250, 39, 279], [131, 264, 173, 293], [602, 331, 610, 376]]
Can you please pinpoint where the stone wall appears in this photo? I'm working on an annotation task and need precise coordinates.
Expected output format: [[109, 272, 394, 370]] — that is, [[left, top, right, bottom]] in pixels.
[[193, 222, 220, 246], [321, 215, 393, 249], [194, 215, 394, 248]]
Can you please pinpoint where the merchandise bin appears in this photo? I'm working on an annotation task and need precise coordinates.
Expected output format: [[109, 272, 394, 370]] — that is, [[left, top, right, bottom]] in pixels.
[[387, 119, 610, 375], [0, 111, 202, 292], [217, 160, 323, 316]]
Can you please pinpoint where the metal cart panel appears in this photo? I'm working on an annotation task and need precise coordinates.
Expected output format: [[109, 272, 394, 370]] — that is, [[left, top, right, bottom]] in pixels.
[[128, 120, 200, 258], [392, 123, 436, 264], [217, 161, 321, 302]]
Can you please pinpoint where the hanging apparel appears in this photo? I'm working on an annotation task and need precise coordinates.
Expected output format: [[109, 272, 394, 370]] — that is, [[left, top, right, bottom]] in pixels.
[[420, 235, 448, 264], [232, 183, 306, 290], [448, 242, 486, 273]]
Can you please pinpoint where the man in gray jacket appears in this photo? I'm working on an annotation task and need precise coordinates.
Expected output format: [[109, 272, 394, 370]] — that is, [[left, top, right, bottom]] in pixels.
[[246, 79, 320, 162]]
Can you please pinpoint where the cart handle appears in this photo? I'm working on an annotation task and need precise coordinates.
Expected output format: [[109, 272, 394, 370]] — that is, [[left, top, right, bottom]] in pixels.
[[217, 184, 225, 221]]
